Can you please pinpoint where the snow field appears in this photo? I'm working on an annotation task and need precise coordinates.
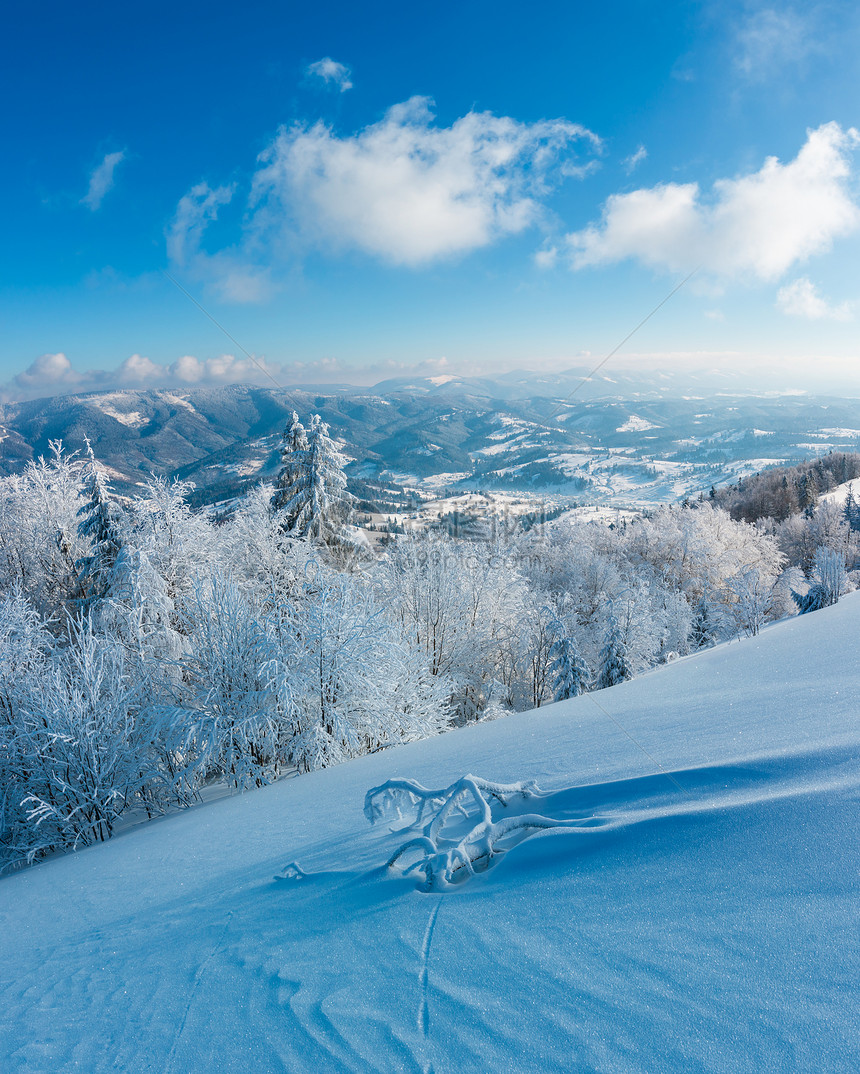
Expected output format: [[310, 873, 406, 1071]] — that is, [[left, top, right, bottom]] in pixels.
[[1, 595, 859, 1072]]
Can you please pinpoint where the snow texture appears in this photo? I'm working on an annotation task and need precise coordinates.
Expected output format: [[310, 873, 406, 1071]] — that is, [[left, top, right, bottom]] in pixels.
[[1, 596, 860, 1072]]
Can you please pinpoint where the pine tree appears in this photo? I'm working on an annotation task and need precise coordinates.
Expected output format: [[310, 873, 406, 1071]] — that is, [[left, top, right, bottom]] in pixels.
[[271, 414, 353, 545], [75, 440, 124, 605], [596, 614, 631, 690], [547, 631, 591, 701]]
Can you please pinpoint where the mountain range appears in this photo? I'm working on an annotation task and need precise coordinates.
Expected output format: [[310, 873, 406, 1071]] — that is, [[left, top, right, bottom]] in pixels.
[[3, 369, 860, 508]]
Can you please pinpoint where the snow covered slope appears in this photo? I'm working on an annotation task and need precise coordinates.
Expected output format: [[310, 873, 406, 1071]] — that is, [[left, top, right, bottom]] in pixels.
[[2, 598, 860, 1073]]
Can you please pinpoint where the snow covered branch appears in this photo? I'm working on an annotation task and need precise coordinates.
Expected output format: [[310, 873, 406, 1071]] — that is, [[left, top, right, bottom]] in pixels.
[[365, 774, 592, 891]]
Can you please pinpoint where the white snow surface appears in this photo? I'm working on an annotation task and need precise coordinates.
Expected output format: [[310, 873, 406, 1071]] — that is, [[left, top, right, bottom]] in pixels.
[[615, 415, 658, 433], [2, 597, 860, 1072], [820, 478, 858, 507]]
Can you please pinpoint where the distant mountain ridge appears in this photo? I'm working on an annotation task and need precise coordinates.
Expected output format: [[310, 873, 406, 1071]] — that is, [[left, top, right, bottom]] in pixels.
[[3, 371, 860, 508]]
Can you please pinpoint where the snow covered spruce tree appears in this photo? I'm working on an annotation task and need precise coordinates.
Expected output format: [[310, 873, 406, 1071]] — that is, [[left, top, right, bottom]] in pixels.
[[596, 613, 631, 690], [547, 623, 591, 701], [271, 413, 355, 550], [271, 412, 308, 516], [75, 440, 124, 607]]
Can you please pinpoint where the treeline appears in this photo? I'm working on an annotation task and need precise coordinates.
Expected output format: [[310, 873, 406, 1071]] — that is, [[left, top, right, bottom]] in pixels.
[[709, 452, 860, 523], [0, 423, 856, 871]]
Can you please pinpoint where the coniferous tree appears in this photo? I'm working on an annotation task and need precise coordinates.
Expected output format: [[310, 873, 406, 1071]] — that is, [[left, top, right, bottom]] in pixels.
[[690, 596, 717, 650], [271, 412, 309, 517], [271, 414, 353, 545], [596, 614, 631, 690], [844, 484, 860, 532], [547, 627, 591, 700], [75, 441, 124, 606]]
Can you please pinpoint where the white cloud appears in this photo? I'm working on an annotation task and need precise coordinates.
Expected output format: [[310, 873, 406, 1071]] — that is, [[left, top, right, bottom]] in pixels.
[[119, 353, 163, 381], [169, 353, 276, 383], [306, 57, 353, 92], [248, 97, 600, 267], [81, 150, 126, 210], [534, 245, 559, 269], [735, 7, 816, 79], [776, 277, 854, 320], [14, 352, 80, 389], [3, 350, 460, 400], [166, 181, 234, 266], [623, 145, 647, 173], [166, 182, 275, 302], [566, 123, 860, 281]]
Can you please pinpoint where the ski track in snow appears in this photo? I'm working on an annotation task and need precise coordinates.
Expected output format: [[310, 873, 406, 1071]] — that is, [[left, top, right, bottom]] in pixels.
[[419, 896, 442, 1074], [162, 911, 234, 1074]]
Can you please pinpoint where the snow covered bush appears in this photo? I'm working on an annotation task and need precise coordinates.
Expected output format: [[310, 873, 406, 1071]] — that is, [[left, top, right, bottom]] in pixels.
[[4, 619, 172, 865], [0, 443, 88, 627], [365, 774, 591, 891]]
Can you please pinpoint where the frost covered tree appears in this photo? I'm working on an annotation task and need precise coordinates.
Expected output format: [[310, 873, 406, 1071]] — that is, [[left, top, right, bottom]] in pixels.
[[4, 619, 174, 864], [690, 595, 718, 650], [131, 475, 214, 628], [844, 485, 860, 532], [75, 440, 124, 606], [794, 546, 851, 613], [0, 442, 88, 625], [725, 565, 789, 637], [217, 482, 311, 600], [94, 545, 186, 674], [179, 574, 292, 790], [271, 412, 308, 516], [271, 413, 354, 548], [547, 626, 591, 701], [275, 570, 447, 772], [596, 613, 631, 689]]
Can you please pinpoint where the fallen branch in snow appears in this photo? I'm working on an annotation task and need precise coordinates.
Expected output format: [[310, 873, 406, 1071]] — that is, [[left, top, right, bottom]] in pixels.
[[364, 774, 592, 891], [274, 862, 306, 881]]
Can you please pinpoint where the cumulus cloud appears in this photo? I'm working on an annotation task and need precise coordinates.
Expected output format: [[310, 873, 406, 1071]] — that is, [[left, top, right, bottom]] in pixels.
[[534, 244, 559, 269], [565, 122, 860, 281], [81, 151, 126, 211], [776, 277, 854, 320], [248, 97, 600, 267], [118, 353, 163, 381], [164, 98, 599, 296], [14, 352, 81, 389], [306, 57, 353, 92], [3, 350, 484, 401]]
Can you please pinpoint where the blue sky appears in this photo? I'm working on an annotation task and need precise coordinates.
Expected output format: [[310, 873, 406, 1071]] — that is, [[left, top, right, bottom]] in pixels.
[[3, 0, 860, 397]]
